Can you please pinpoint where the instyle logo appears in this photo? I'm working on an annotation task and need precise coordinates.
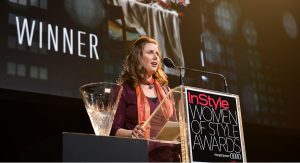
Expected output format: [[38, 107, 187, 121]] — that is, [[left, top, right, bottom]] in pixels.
[[188, 92, 229, 110]]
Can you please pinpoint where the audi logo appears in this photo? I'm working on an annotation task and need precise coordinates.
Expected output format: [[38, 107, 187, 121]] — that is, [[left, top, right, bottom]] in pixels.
[[230, 153, 242, 160]]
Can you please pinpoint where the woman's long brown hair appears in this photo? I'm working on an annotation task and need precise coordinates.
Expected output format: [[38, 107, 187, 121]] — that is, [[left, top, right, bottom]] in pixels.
[[117, 36, 168, 87]]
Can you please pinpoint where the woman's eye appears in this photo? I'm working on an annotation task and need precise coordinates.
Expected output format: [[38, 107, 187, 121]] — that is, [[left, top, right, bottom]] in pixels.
[[148, 51, 154, 54]]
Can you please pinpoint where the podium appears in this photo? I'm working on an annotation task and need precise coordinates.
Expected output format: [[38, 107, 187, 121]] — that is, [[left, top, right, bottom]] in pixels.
[[62, 132, 181, 162], [72, 85, 246, 162], [63, 132, 148, 162]]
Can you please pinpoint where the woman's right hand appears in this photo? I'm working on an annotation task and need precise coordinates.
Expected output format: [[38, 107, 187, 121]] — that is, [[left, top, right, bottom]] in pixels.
[[131, 124, 145, 139]]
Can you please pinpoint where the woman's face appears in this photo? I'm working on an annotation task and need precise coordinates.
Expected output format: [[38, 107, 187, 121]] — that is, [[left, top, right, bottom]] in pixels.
[[140, 43, 160, 77]]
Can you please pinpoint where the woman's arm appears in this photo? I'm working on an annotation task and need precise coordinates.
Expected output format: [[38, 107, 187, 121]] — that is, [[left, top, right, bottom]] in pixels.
[[115, 128, 132, 137], [116, 125, 145, 138], [110, 88, 126, 136]]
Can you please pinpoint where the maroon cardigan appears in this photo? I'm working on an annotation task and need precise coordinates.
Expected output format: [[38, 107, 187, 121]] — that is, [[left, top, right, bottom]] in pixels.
[[109, 83, 181, 161], [110, 83, 159, 136]]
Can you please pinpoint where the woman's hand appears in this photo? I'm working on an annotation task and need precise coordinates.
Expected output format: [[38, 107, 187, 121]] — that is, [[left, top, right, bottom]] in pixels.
[[131, 124, 145, 139]]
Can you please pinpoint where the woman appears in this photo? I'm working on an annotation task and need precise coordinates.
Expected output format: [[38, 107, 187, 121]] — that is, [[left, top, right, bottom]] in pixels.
[[110, 36, 180, 161]]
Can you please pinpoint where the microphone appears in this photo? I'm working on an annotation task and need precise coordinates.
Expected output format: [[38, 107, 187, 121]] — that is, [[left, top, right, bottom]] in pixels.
[[163, 57, 229, 93], [163, 57, 184, 85], [163, 57, 176, 69]]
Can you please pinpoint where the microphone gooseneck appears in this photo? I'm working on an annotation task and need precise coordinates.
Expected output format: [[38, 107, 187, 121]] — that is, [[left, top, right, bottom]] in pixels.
[[163, 57, 229, 93]]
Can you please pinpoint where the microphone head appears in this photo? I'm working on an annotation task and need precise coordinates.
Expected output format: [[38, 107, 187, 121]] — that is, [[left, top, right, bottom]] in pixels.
[[163, 57, 176, 69]]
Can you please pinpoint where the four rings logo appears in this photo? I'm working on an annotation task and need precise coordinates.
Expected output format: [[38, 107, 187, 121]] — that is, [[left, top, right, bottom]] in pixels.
[[230, 153, 242, 160]]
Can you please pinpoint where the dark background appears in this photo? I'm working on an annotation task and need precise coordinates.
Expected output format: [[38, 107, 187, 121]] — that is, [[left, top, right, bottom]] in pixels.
[[1, 0, 300, 161]]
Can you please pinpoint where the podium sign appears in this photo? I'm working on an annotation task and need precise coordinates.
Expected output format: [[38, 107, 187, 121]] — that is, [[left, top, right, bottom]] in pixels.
[[184, 87, 246, 162]]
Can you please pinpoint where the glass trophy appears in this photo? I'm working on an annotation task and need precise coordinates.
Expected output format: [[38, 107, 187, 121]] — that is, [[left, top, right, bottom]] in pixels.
[[80, 82, 123, 136]]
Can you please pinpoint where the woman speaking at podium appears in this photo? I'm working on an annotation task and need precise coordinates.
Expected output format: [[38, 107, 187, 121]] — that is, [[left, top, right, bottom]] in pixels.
[[110, 36, 179, 161]]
